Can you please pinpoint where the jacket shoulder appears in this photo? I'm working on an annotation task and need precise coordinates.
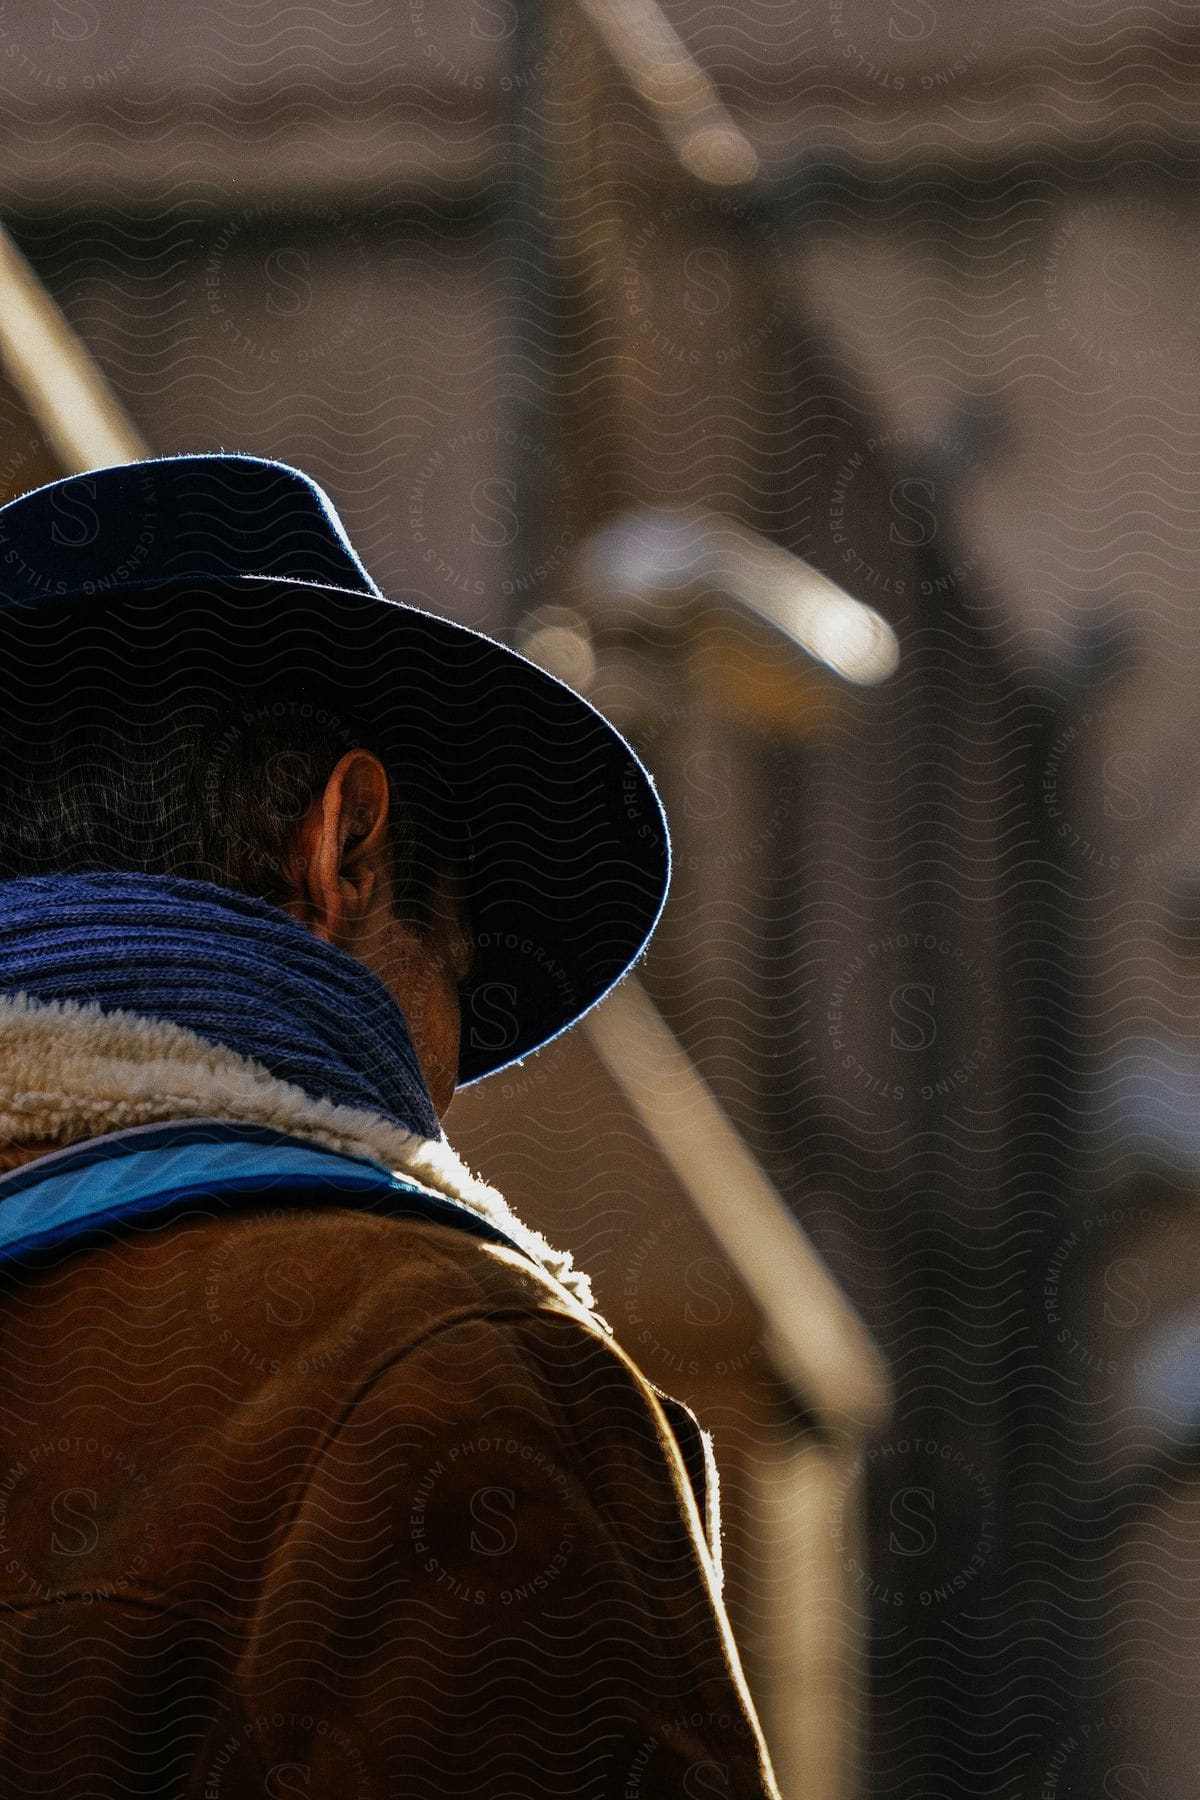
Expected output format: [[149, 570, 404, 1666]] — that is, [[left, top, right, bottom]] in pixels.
[[219, 1198, 598, 1339]]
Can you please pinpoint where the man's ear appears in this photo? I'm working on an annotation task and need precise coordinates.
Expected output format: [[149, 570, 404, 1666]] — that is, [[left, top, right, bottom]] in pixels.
[[280, 749, 391, 946]]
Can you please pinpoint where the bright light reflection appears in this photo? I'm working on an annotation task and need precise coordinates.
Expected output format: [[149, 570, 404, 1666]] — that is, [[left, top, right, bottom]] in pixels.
[[579, 508, 901, 687], [751, 568, 900, 685], [713, 530, 900, 686]]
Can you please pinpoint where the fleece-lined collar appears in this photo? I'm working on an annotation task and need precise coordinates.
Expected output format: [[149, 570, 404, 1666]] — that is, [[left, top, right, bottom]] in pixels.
[[0, 991, 602, 1322]]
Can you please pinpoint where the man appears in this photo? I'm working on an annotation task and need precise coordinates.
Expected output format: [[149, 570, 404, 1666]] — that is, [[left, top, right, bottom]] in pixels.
[[0, 455, 783, 1798]]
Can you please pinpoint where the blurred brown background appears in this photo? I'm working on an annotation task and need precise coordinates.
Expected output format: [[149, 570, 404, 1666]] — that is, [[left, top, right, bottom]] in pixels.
[[4, 1, 1200, 1795]]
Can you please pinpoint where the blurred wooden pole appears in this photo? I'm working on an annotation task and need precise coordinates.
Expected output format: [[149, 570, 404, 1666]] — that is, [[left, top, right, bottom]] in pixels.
[[586, 977, 889, 1438], [750, 1439, 872, 1800], [0, 225, 147, 471]]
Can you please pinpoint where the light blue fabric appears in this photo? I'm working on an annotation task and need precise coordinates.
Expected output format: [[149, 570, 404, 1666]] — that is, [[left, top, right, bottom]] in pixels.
[[0, 1119, 516, 1271]]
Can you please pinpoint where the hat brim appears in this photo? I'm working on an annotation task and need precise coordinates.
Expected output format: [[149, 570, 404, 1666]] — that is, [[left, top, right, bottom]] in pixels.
[[0, 574, 670, 1085]]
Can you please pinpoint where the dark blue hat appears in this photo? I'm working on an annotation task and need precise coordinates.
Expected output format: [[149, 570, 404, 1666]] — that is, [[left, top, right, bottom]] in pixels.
[[0, 453, 670, 1085]]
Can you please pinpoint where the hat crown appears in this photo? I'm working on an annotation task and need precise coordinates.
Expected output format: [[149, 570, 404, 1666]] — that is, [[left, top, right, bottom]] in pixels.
[[0, 454, 378, 605]]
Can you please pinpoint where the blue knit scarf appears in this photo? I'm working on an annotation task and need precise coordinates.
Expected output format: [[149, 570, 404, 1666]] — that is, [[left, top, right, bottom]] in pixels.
[[0, 870, 440, 1141]]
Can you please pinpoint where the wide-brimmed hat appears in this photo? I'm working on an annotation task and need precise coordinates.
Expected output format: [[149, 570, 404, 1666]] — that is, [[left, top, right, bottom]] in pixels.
[[0, 453, 670, 1085]]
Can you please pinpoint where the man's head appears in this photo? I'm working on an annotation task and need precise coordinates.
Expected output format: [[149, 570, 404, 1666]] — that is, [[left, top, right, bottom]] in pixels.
[[0, 679, 473, 1116], [0, 455, 670, 1084]]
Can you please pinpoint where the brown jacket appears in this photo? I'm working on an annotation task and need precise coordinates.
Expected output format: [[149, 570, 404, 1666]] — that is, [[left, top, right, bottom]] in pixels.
[[0, 995, 783, 1799]]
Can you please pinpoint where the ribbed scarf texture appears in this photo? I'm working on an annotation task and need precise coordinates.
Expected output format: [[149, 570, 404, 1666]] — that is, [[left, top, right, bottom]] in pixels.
[[0, 870, 441, 1141]]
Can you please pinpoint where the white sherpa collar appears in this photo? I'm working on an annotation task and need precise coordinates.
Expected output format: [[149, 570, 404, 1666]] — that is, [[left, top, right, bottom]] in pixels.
[[0, 990, 603, 1323]]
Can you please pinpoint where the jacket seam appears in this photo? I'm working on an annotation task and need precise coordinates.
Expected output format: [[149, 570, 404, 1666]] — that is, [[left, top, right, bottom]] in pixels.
[[220, 1305, 544, 1760], [219, 1301, 721, 1788]]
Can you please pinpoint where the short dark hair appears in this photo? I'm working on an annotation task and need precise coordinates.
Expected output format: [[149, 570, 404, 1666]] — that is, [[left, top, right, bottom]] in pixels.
[[0, 679, 457, 932]]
